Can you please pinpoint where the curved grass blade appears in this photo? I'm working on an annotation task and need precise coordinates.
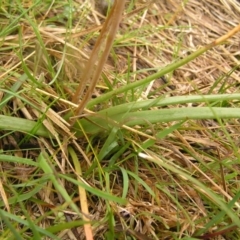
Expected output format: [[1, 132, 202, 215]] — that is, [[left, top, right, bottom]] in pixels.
[[0, 115, 51, 138], [76, 107, 240, 136]]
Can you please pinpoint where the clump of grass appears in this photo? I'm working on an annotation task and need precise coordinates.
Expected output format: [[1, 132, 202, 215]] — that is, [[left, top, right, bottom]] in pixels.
[[0, 0, 240, 239]]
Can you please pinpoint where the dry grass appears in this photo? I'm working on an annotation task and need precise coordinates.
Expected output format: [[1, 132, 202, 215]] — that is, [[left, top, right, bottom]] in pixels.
[[0, 0, 240, 239]]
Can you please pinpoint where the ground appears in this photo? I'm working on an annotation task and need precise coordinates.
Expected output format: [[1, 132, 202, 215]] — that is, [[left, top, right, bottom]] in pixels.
[[0, 0, 240, 239]]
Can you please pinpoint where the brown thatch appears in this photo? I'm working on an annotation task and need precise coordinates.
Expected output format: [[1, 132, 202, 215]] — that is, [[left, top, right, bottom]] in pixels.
[[0, 0, 240, 239]]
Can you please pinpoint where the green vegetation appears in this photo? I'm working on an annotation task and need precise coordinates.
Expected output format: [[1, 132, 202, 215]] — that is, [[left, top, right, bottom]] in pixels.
[[0, 0, 240, 239]]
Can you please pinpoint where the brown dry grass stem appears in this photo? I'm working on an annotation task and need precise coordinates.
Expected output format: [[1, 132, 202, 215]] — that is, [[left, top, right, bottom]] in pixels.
[[70, 0, 126, 126], [208, 22, 240, 49], [69, 1, 126, 239]]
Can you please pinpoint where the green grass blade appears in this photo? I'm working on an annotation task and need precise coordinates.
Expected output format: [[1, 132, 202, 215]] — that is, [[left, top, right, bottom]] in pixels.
[[195, 190, 240, 236], [86, 45, 228, 108], [38, 153, 81, 216], [141, 120, 185, 150], [76, 107, 240, 136], [0, 154, 39, 166], [143, 153, 240, 228], [60, 174, 127, 205], [46, 220, 86, 234], [0, 209, 60, 239], [0, 210, 23, 240], [0, 115, 51, 138], [126, 170, 155, 198], [0, 182, 45, 207], [92, 93, 240, 116], [119, 167, 129, 199], [98, 127, 120, 161], [0, 74, 28, 110]]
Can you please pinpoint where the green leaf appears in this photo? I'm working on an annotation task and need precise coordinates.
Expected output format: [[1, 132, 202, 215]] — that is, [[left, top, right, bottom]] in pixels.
[[0, 115, 51, 138], [0, 154, 39, 166], [119, 167, 129, 199], [76, 107, 240, 136], [0, 183, 45, 207], [46, 220, 86, 234], [38, 153, 81, 216], [60, 174, 127, 205], [126, 170, 155, 197], [0, 209, 60, 239]]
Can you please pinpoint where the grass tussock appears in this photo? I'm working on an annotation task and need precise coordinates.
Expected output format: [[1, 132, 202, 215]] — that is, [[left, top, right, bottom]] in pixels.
[[0, 0, 240, 239]]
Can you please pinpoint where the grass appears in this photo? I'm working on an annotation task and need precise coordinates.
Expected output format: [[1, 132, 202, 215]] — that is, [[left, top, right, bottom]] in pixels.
[[0, 0, 240, 239]]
